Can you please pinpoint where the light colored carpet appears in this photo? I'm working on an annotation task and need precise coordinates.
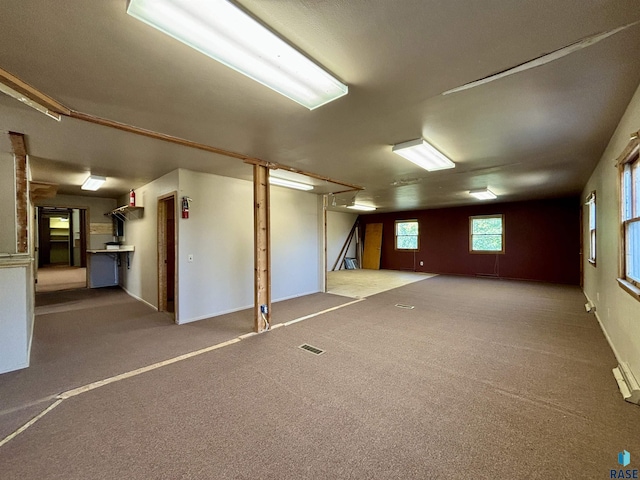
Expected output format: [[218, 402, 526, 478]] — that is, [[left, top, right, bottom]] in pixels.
[[327, 268, 436, 298], [36, 267, 86, 292]]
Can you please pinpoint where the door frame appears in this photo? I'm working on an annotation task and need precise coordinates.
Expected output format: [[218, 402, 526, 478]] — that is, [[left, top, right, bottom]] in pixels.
[[35, 205, 89, 286], [157, 192, 178, 323]]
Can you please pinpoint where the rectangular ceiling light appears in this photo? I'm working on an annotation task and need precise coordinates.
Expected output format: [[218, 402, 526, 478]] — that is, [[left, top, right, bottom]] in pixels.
[[347, 204, 376, 211], [127, 0, 348, 110], [81, 175, 106, 191], [0, 81, 61, 121], [392, 138, 455, 171], [269, 176, 314, 191], [469, 188, 497, 200]]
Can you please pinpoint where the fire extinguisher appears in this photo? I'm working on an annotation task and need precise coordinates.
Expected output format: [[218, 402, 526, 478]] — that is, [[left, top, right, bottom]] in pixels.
[[129, 189, 136, 207], [182, 196, 190, 219]]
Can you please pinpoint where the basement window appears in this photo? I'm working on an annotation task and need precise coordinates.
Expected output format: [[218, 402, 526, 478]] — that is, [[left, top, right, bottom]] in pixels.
[[586, 192, 596, 265], [618, 135, 640, 300], [395, 220, 419, 251], [470, 215, 504, 253]]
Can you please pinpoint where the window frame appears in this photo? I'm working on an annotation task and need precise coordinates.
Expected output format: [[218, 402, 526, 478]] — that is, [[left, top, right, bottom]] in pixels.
[[586, 191, 596, 266], [395, 219, 419, 251], [617, 132, 640, 301], [469, 214, 505, 254]]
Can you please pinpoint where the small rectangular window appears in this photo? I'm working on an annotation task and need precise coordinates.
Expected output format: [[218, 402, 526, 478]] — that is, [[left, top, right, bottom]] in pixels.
[[470, 215, 504, 254], [586, 192, 596, 265], [395, 220, 419, 251]]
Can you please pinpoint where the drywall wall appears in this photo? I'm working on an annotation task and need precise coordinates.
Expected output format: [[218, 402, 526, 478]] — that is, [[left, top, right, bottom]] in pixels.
[[119, 170, 179, 310], [176, 169, 322, 324], [327, 210, 359, 270], [0, 264, 30, 373], [0, 153, 16, 253], [582, 81, 640, 383], [36, 194, 117, 249], [359, 197, 580, 284], [270, 185, 321, 300]]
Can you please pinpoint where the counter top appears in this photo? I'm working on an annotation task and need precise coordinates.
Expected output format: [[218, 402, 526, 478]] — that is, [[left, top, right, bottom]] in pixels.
[[87, 246, 135, 253]]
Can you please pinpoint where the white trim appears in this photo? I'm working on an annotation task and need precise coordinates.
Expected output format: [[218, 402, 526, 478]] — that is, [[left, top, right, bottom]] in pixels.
[[121, 285, 158, 311]]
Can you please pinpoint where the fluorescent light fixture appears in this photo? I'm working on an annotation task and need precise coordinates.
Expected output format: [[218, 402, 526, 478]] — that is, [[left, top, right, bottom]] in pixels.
[[127, 0, 348, 110], [347, 204, 376, 211], [269, 176, 314, 191], [0, 81, 61, 121], [392, 138, 455, 171], [469, 188, 497, 200], [81, 175, 106, 191]]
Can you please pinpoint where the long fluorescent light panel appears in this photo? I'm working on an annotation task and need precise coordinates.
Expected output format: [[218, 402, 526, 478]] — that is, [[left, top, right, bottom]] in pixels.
[[127, 0, 348, 110], [269, 176, 314, 191], [469, 188, 497, 200], [392, 138, 455, 171], [347, 204, 376, 211], [81, 175, 106, 191]]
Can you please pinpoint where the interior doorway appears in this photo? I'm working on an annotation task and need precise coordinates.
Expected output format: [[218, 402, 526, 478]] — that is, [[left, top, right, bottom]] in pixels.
[[158, 193, 177, 322], [36, 207, 88, 292]]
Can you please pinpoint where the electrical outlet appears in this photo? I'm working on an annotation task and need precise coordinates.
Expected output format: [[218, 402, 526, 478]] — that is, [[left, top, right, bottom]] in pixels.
[[188, 254, 194, 262], [419, 261, 424, 266], [260, 304, 268, 314], [597, 292, 600, 301]]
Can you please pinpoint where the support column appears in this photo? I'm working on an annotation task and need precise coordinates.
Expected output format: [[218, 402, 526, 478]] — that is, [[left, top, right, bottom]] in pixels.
[[253, 164, 271, 332], [9, 132, 28, 253]]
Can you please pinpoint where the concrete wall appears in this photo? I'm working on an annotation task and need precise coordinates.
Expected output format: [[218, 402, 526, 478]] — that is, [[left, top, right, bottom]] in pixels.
[[582, 81, 640, 384]]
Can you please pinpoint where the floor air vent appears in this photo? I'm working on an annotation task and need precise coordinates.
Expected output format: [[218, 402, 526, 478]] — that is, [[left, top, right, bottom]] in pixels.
[[299, 344, 325, 355], [395, 304, 415, 309]]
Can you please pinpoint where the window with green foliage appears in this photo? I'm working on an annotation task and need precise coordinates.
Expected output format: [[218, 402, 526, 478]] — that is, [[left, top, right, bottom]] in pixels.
[[395, 220, 419, 250], [470, 215, 504, 253]]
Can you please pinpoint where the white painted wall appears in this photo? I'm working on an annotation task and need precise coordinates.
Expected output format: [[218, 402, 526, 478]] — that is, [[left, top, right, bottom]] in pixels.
[[177, 169, 254, 323], [582, 81, 640, 383], [0, 153, 32, 373], [119, 170, 179, 310], [0, 265, 30, 373], [327, 210, 359, 270], [176, 169, 323, 323], [119, 168, 324, 324], [271, 185, 321, 300]]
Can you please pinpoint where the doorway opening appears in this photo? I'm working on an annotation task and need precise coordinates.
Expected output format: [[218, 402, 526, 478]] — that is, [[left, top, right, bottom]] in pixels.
[[158, 193, 177, 322], [36, 207, 88, 292]]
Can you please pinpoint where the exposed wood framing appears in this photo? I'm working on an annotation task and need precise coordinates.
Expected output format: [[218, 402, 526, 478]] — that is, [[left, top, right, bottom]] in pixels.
[[253, 164, 271, 333], [9, 132, 28, 253], [0, 67, 70, 115], [2, 68, 362, 193], [29, 181, 58, 201]]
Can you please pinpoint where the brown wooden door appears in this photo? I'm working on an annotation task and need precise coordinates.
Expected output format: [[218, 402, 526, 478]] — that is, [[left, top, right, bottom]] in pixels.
[[362, 223, 383, 270]]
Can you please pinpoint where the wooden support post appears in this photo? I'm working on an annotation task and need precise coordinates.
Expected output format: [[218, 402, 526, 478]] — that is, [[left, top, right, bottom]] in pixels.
[[9, 132, 28, 253], [253, 164, 271, 333]]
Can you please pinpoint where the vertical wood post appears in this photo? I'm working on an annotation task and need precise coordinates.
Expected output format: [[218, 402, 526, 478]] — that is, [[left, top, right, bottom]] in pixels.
[[253, 164, 271, 332], [9, 132, 28, 253]]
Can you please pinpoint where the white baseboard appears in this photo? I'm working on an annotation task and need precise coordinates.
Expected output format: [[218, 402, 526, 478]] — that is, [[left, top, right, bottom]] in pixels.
[[584, 291, 640, 406], [121, 286, 158, 311], [613, 363, 640, 405]]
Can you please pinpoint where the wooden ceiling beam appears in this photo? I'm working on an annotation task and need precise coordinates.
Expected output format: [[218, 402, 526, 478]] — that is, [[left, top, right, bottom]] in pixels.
[[0, 67, 71, 115], [2, 68, 363, 193]]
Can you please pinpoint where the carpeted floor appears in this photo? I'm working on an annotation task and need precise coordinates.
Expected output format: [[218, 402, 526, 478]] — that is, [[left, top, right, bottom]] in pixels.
[[36, 266, 87, 292], [1, 275, 638, 479]]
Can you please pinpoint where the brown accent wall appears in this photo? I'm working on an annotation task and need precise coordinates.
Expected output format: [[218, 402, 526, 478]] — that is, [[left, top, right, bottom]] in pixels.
[[359, 197, 580, 284]]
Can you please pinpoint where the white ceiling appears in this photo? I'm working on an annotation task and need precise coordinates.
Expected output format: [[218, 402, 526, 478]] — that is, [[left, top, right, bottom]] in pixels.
[[1, 0, 639, 212]]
